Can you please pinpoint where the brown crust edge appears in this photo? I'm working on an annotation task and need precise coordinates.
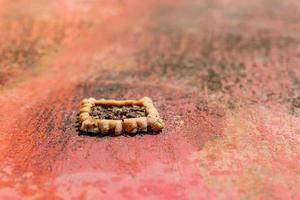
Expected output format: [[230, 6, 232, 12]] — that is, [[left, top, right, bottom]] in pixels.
[[79, 97, 164, 134]]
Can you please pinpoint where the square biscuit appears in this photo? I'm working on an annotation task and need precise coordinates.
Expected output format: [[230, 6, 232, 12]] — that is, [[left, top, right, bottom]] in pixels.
[[79, 97, 164, 135]]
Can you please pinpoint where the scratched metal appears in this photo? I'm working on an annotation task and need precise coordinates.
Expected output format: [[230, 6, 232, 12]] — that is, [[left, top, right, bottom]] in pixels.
[[0, 0, 299, 199]]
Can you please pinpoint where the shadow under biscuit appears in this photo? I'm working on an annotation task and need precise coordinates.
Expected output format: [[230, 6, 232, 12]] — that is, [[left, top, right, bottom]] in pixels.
[[77, 129, 162, 138]]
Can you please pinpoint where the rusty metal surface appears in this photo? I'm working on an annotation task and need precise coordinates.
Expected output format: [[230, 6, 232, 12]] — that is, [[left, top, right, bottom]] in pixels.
[[0, 0, 300, 199]]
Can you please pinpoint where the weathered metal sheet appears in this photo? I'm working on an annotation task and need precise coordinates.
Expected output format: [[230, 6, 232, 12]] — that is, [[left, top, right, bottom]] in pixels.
[[0, 0, 299, 199]]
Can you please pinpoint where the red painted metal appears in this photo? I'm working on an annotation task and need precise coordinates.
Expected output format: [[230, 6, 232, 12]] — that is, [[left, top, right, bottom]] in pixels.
[[0, 0, 300, 199]]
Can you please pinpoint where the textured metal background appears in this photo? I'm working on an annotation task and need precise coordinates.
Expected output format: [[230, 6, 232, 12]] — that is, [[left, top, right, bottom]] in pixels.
[[0, 0, 299, 199]]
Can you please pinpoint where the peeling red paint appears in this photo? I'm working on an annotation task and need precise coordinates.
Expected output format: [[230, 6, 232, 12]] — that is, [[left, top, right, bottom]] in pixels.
[[0, 0, 300, 199]]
